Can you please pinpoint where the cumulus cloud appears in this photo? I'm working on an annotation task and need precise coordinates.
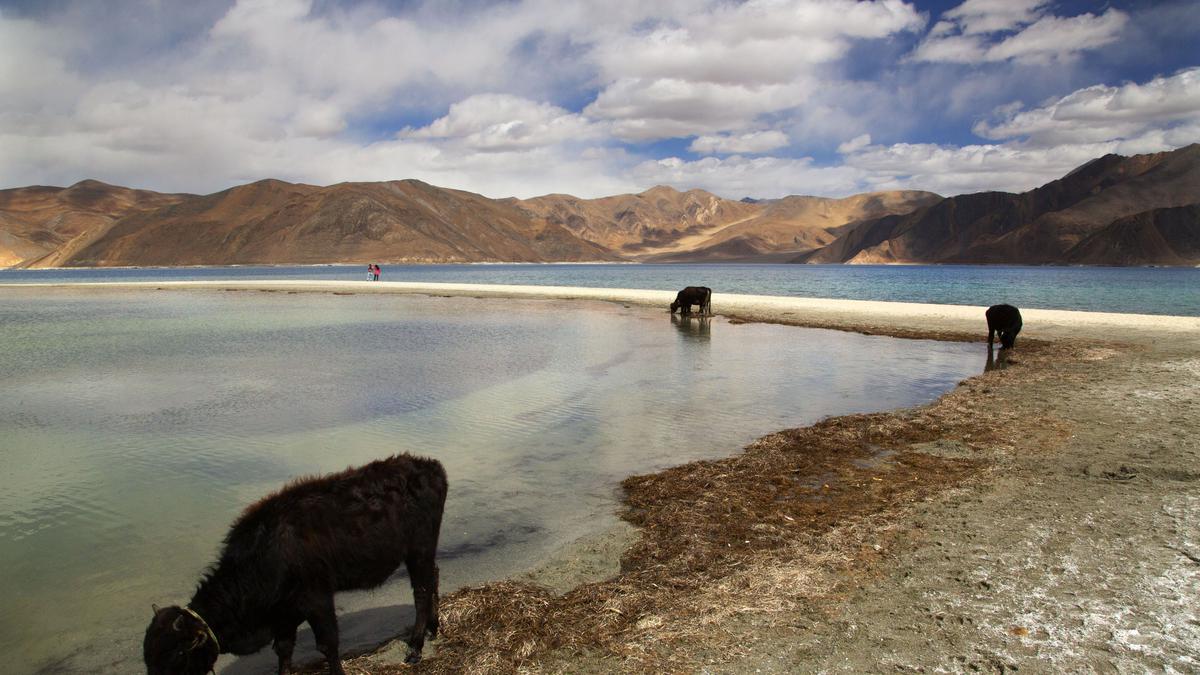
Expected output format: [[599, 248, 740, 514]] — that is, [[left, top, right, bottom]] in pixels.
[[837, 133, 872, 154], [911, 1, 1128, 64], [838, 141, 1110, 194], [836, 69, 1200, 195], [401, 94, 600, 152], [587, 78, 815, 140], [632, 154, 867, 199], [943, 0, 1048, 35], [0, 0, 1196, 203], [586, 0, 924, 140], [689, 130, 790, 155], [974, 67, 1200, 146]]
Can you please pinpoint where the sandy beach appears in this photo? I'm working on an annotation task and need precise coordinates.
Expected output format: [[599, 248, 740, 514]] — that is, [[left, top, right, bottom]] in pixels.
[[8, 280, 1200, 673]]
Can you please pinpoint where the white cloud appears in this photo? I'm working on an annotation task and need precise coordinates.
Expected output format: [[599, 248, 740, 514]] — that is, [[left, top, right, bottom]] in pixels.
[[633, 155, 867, 199], [689, 130, 790, 155], [836, 67, 1200, 197], [838, 141, 1112, 194], [837, 133, 872, 154], [985, 10, 1128, 63], [975, 68, 1200, 146], [0, 0, 1194, 205], [912, 2, 1128, 64], [588, 78, 814, 140], [586, 0, 924, 140], [402, 94, 600, 152], [0, 12, 84, 121], [943, 0, 1048, 35]]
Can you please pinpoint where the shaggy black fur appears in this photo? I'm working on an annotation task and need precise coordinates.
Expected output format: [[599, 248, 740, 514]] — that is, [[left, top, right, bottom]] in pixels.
[[986, 304, 1023, 350], [144, 454, 447, 675], [670, 286, 712, 316]]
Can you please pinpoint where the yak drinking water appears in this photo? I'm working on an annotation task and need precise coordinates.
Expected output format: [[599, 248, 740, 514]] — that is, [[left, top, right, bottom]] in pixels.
[[670, 286, 712, 316], [143, 453, 447, 675], [986, 304, 1023, 350]]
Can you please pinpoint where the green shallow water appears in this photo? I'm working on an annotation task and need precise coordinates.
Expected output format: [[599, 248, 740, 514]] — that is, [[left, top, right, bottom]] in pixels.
[[0, 288, 981, 674]]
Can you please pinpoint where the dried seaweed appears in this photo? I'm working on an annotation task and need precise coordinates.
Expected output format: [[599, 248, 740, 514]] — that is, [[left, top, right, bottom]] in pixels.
[[318, 339, 1088, 674]]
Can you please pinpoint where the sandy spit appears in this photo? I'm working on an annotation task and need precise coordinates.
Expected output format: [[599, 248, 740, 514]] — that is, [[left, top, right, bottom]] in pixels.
[[7, 279, 1199, 340], [10, 281, 1200, 674]]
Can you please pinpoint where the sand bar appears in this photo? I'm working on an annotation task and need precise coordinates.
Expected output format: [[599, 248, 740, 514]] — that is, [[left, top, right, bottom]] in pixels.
[[6, 279, 1198, 341]]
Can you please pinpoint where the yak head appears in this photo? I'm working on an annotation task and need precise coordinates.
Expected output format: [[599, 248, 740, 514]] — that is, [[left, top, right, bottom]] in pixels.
[[144, 605, 219, 675], [669, 301, 680, 314]]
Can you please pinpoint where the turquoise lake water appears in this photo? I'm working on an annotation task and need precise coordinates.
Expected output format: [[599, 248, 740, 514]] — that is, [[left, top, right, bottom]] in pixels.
[[2, 262, 1198, 316], [1, 287, 991, 672]]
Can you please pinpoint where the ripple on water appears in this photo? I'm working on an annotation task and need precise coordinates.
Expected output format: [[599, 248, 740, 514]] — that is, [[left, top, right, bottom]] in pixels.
[[0, 292, 981, 674]]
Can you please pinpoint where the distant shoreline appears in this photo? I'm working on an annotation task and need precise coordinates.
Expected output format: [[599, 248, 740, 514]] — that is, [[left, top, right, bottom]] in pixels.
[[6, 280, 1198, 338]]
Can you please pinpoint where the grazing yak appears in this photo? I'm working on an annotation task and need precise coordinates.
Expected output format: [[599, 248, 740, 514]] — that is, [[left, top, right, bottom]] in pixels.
[[143, 454, 447, 675], [670, 286, 712, 316], [986, 304, 1023, 350]]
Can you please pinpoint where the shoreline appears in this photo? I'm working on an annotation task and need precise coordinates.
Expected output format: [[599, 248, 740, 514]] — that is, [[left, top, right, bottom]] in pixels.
[[6, 280, 1199, 339], [9, 282, 1200, 672]]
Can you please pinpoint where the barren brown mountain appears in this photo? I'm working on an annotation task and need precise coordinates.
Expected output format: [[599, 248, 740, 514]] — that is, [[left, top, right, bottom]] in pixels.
[[3, 145, 1197, 268], [61, 179, 616, 267], [0, 180, 189, 267], [513, 186, 761, 254], [514, 186, 938, 261], [805, 144, 1200, 266], [644, 191, 941, 262], [1064, 204, 1200, 266]]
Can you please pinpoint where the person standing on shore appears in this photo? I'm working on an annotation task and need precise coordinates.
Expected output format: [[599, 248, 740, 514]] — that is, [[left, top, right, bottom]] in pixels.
[[367, 263, 376, 281], [373, 264, 381, 281]]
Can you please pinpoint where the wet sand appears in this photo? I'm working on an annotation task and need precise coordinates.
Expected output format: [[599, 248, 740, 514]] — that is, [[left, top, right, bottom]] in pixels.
[[9, 281, 1200, 673]]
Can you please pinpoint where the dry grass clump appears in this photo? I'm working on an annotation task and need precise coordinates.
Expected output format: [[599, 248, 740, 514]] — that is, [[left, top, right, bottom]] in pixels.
[[333, 339, 1084, 674]]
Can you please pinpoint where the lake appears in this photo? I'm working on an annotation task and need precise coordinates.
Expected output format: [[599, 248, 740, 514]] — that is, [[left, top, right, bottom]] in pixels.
[[3, 287, 979, 672], [2, 262, 1198, 316]]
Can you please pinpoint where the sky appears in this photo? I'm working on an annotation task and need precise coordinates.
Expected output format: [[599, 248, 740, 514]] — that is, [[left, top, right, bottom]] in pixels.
[[1, 0, 1198, 199]]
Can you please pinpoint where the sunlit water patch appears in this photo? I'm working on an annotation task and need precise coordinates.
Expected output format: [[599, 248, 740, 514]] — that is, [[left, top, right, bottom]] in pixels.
[[0, 288, 981, 673]]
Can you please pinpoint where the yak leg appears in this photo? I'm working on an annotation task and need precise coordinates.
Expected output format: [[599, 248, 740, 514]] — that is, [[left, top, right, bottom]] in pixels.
[[430, 563, 441, 639], [302, 594, 346, 675], [988, 328, 996, 349], [272, 617, 301, 675], [405, 552, 438, 663]]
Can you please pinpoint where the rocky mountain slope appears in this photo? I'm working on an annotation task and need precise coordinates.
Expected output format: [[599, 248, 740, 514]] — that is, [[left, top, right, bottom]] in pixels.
[[0, 180, 189, 267], [2, 145, 1196, 268], [642, 191, 941, 262], [513, 187, 938, 262], [805, 144, 1200, 266], [512, 186, 762, 255], [39, 179, 618, 267], [1064, 204, 1200, 266]]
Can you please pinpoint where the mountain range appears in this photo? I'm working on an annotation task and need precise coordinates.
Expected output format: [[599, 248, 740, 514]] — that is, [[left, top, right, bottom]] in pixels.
[[2, 144, 1197, 269]]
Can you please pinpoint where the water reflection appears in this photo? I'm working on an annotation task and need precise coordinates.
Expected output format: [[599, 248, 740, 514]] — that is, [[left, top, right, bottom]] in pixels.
[[670, 313, 711, 341], [0, 289, 981, 675], [984, 345, 1011, 372]]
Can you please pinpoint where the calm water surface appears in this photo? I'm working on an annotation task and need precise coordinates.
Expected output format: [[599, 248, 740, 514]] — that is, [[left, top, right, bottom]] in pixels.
[[2, 262, 1198, 316], [2, 288, 981, 673]]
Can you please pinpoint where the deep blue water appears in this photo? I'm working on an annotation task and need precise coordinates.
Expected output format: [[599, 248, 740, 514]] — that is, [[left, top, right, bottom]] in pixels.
[[2, 262, 1198, 316]]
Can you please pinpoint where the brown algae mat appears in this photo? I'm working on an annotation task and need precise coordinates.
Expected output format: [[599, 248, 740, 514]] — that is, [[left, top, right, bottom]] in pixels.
[[319, 335, 1166, 674]]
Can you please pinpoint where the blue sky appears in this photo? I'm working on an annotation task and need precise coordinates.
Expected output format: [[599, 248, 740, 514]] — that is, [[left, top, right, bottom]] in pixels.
[[1, 0, 1197, 199]]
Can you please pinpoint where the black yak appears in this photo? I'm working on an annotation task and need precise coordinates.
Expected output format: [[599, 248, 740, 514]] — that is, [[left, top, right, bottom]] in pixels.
[[143, 454, 447, 675], [670, 286, 712, 316], [986, 304, 1023, 350]]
